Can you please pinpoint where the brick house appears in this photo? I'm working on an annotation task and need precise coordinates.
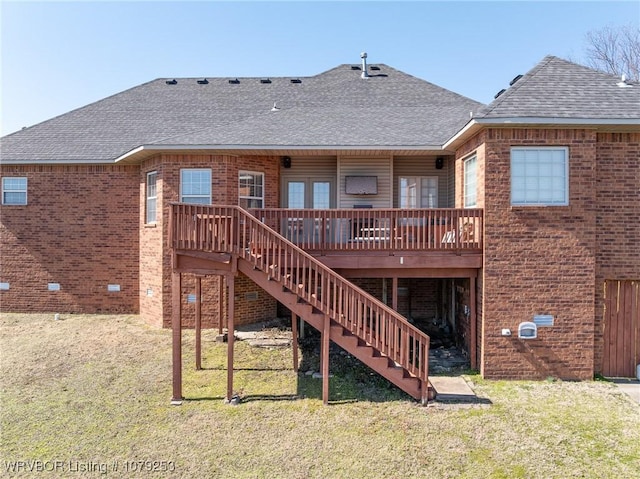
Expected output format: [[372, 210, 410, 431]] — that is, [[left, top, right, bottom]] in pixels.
[[1, 55, 638, 401]]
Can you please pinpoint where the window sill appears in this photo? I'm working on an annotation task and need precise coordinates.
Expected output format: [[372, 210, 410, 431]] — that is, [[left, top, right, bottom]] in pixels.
[[144, 223, 158, 228], [510, 204, 569, 209]]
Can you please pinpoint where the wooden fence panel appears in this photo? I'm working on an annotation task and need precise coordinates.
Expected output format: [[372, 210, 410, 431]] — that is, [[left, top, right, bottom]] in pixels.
[[603, 280, 640, 377]]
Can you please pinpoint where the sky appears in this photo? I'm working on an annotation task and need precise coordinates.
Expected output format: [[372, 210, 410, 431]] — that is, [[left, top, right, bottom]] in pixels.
[[1, 0, 638, 136]]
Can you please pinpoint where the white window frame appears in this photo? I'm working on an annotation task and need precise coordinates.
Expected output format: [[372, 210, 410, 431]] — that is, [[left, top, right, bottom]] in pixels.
[[511, 147, 569, 206], [399, 176, 438, 208], [464, 155, 477, 208], [180, 169, 211, 204], [2, 177, 27, 205], [146, 171, 158, 224], [239, 170, 264, 209]]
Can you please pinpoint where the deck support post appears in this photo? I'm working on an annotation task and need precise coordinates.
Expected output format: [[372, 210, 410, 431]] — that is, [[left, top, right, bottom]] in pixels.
[[392, 276, 398, 311], [291, 313, 299, 372], [470, 275, 477, 370], [218, 275, 225, 335], [195, 275, 202, 370], [382, 277, 388, 305], [321, 313, 330, 405], [226, 274, 235, 402], [420, 379, 429, 406], [171, 271, 183, 404]]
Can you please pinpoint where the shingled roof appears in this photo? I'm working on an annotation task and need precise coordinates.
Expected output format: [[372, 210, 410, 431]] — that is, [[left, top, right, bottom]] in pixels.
[[3, 56, 637, 164], [476, 55, 640, 120], [0, 64, 482, 163]]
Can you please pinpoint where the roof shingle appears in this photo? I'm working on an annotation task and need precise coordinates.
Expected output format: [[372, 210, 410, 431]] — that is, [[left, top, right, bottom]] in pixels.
[[476, 55, 640, 120], [0, 64, 482, 163]]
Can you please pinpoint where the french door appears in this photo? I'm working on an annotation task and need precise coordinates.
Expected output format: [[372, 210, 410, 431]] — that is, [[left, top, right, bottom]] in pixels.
[[283, 178, 334, 244]]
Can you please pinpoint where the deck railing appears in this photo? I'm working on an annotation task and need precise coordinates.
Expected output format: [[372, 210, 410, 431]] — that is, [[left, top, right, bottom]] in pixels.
[[169, 204, 430, 393], [249, 207, 483, 252]]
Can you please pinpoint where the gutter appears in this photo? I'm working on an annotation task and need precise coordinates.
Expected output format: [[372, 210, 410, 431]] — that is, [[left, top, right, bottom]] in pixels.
[[114, 143, 448, 164], [443, 117, 640, 151], [0, 158, 119, 166]]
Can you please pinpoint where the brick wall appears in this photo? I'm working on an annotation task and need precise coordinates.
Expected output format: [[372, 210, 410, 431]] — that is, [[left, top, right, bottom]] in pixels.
[[348, 277, 441, 321], [455, 132, 486, 209], [459, 128, 598, 380], [594, 132, 640, 373], [0, 164, 139, 313], [139, 153, 281, 328], [140, 156, 165, 325]]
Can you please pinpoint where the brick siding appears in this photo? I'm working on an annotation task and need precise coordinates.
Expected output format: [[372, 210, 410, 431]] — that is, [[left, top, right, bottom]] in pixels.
[[139, 153, 280, 328], [594, 133, 640, 373], [0, 164, 139, 313], [458, 128, 598, 380]]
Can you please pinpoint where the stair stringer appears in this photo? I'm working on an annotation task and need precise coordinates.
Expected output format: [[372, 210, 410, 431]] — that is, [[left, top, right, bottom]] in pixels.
[[237, 258, 434, 401]]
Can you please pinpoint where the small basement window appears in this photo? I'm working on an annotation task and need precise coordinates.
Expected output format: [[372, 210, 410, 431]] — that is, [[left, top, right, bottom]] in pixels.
[[2, 177, 27, 205]]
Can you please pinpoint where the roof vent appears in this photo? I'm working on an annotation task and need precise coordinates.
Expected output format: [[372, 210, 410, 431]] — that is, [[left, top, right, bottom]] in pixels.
[[290, 78, 302, 84], [351, 65, 361, 70], [260, 78, 272, 84], [617, 74, 632, 88], [494, 88, 506, 99], [228, 78, 240, 84], [271, 102, 280, 112], [197, 78, 209, 84], [509, 74, 523, 86], [370, 65, 380, 71], [165, 79, 177, 85], [360, 52, 369, 79]]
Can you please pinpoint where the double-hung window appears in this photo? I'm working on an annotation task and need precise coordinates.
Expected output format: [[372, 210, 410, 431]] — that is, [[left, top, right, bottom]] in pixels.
[[146, 171, 158, 224], [511, 147, 568, 206], [464, 155, 477, 208], [239, 171, 264, 208], [399, 176, 438, 208], [2, 177, 27, 205], [180, 169, 211, 204]]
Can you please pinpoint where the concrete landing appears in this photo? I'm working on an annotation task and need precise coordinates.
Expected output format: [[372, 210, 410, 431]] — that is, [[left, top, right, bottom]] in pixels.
[[429, 376, 478, 403], [612, 379, 640, 404]]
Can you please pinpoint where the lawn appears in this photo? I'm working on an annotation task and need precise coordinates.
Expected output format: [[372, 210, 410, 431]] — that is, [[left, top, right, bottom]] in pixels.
[[1, 313, 639, 478]]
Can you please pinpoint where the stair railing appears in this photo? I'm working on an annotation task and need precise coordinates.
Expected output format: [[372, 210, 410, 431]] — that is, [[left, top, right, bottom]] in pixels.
[[170, 203, 430, 387]]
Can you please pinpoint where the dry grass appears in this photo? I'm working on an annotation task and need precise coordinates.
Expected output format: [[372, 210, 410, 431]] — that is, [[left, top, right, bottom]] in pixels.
[[1, 313, 639, 478]]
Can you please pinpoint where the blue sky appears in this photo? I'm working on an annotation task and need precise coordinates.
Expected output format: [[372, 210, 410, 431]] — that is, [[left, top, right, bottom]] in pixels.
[[1, 1, 638, 136]]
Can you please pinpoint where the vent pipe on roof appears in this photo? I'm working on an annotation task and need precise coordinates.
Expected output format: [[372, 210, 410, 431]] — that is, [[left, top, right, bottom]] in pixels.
[[360, 52, 369, 79], [617, 74, 632, 88]]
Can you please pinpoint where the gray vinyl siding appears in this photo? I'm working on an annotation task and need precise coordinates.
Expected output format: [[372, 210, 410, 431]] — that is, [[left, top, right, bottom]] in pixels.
[[280, 156, 337, 207], [393, 156, 454, 208], [447, 157, 456, 207], [338, 155, 392, 208]]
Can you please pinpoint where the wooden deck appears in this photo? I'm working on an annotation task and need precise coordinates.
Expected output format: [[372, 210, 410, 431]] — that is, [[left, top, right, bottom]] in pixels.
[[170, 205, 483, 271], [169, 204, 443, 404], [251, 207, 483, 255]]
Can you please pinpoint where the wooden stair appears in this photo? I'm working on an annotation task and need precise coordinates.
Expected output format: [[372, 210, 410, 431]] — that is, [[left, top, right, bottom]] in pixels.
[[238, 259, 435, 402], [171, 204, 434, 403]]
